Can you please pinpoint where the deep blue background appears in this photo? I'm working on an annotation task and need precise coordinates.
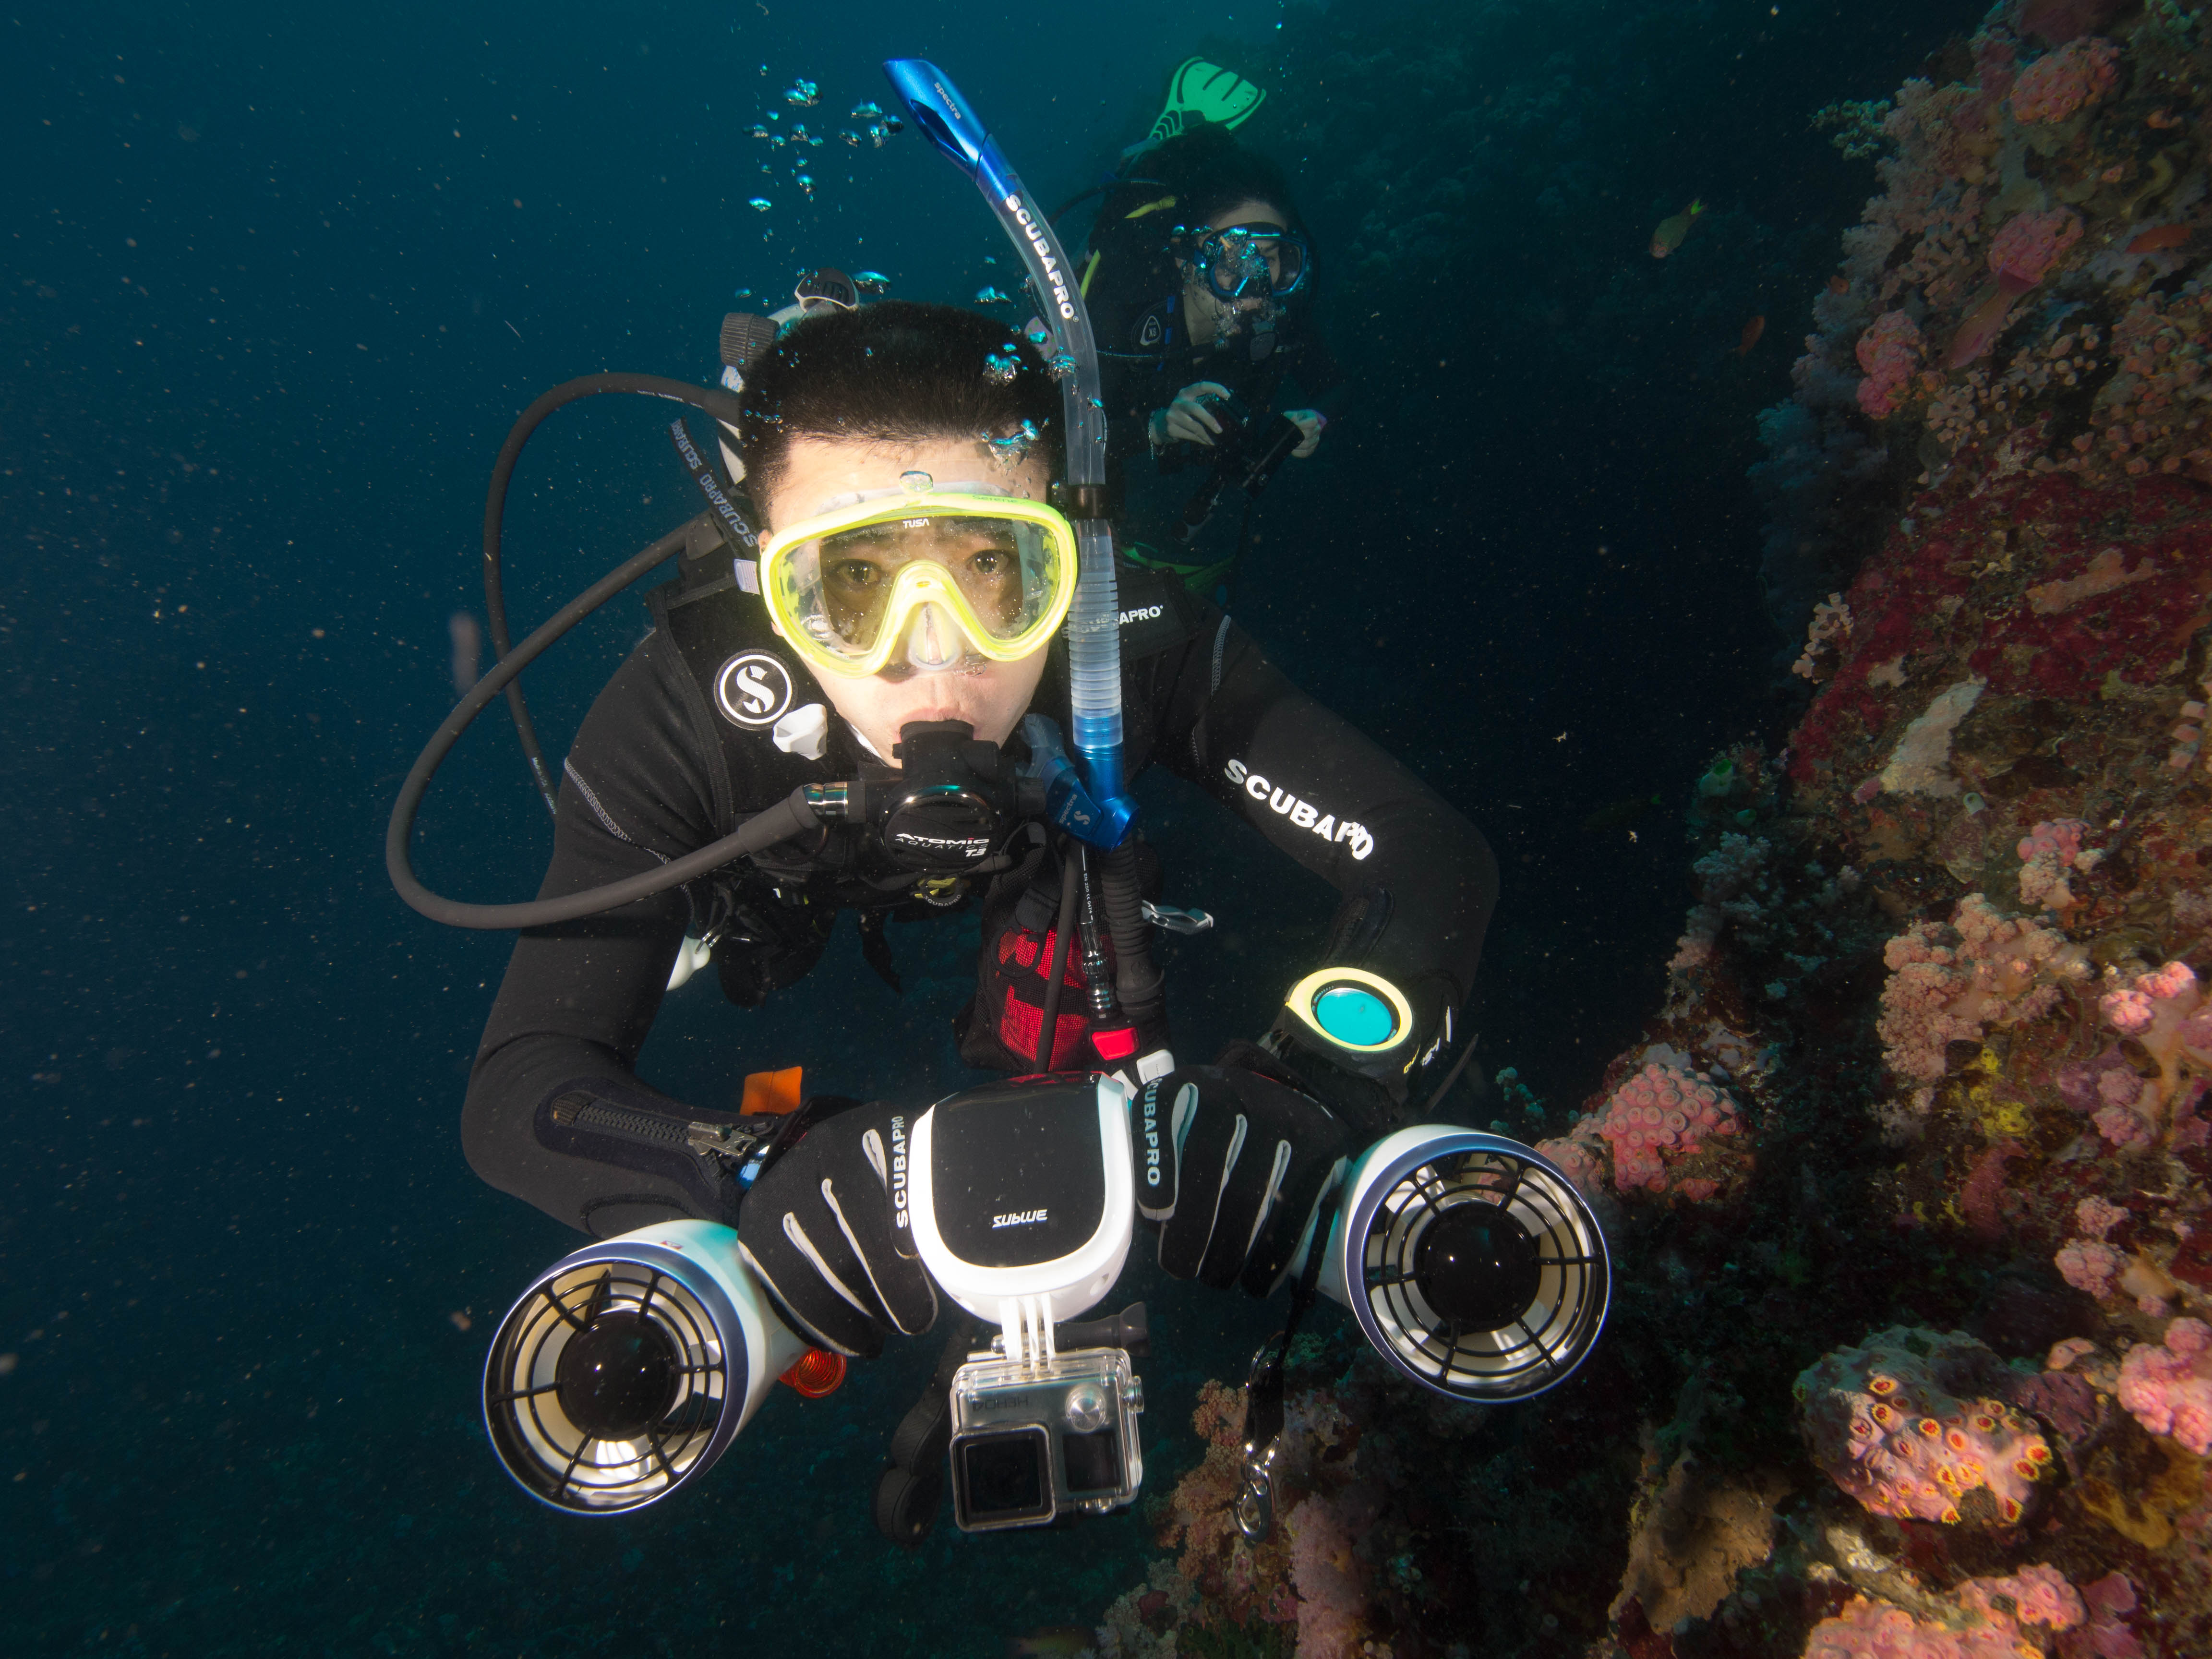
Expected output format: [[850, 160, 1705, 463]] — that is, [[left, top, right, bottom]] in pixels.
[[2, 0, 1981, 1651]]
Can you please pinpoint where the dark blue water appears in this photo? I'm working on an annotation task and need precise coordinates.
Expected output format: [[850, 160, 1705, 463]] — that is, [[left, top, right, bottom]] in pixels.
[[3, 1, 1982, 1652]]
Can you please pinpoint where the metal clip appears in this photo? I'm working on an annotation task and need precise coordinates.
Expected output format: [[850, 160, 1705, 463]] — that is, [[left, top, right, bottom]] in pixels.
[[1142, 900, 1215, 936], [1235, 1440, 1279, 1541]]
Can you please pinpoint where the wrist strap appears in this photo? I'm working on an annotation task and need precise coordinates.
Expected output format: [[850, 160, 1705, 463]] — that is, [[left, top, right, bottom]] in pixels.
[[1234, 1181, 1341, 1543]]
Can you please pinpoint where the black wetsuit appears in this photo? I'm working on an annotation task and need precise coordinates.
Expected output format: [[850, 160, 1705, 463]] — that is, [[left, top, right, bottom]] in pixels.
[[1095, 304, 1343, 595], [463, 555, 1495, 1239]]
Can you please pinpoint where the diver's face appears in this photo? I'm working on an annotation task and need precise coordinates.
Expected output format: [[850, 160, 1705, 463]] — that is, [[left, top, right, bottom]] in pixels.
[[762, 434, 1054, 765], [1184, 197, 1291, 346]]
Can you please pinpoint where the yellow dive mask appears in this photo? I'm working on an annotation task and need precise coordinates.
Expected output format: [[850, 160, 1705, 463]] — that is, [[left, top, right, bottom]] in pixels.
[[758, 476, 1078, 679]]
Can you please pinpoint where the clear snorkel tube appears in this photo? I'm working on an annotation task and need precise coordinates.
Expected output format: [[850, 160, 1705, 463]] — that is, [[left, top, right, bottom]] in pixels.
[[883, 60, 1136, 848]]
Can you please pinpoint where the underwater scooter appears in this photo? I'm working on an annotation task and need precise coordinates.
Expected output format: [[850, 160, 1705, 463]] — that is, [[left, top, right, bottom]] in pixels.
[[482, 1073, 1611, 1525]]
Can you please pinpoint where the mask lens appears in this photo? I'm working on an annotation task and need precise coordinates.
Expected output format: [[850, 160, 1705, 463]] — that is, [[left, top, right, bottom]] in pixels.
[[1204, 226, 1305, 300]]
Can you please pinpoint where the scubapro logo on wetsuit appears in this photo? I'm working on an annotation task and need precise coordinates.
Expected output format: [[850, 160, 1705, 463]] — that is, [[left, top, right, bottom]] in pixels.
[[1222, 759, 1374, 859], [1119, 604, 1163, 625], [713, 650, 794, 729]]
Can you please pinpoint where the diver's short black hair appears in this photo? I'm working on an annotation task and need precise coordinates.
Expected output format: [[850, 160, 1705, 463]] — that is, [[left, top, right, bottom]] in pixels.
[[735, 300, 1063, 508]]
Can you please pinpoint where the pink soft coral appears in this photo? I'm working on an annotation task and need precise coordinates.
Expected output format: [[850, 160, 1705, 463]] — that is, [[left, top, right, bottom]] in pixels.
[[2009, 36, 2120, 123], [2018, 817, 2091, 910], [1877, 894, 2086, 1125], [1284, 1491, 1371, 1659], [1856, 310, 1926, 417], [2116, 1317, 2212, 1454], [1591, 1061, 1743, 1193], [2055, 1238, 2124, 1298], [1990, 208, 2085, 287], [2095, 961, 2212, 1138]]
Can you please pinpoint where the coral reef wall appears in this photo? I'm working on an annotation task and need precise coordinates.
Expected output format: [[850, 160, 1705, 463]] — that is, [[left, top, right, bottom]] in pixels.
[[1092, 5, 2212, 1657]]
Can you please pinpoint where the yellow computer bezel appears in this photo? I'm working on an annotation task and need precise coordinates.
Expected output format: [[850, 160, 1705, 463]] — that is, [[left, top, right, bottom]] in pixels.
[[757, 491, 1079, 679], [1283, 967, 1414, 1054]]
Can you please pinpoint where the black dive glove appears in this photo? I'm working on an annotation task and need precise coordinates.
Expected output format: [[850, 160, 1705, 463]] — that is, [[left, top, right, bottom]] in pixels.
[[1134, 1061, 1350, 1297], [738, 1102, 938, 1359]]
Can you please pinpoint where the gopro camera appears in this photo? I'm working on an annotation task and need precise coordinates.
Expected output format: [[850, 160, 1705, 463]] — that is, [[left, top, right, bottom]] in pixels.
[[947, 1345, 1143, 1530], [907, 1073, 1147, 1531]]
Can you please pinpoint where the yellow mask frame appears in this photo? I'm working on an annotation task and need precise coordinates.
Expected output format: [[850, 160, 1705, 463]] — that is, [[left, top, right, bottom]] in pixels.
[[758, 488, 1079, 680]]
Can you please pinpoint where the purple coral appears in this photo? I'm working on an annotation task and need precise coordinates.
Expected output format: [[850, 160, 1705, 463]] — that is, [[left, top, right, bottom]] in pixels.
[[1795, 1326, 2054, 1524], [2116, 1316, 2212, 1454]]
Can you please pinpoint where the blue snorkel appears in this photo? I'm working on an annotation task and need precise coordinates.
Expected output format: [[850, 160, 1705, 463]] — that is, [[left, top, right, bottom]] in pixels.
[[883, 60, 1136, 850]]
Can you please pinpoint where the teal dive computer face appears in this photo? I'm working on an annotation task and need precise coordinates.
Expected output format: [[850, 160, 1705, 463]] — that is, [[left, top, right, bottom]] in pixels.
[[1311, 981, 1400, 1047]]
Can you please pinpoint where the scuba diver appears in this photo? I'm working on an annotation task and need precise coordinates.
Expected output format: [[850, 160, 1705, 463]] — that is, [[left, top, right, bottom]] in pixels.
[[1074, 69, 1342, 601], [455, 296, 1495, 1361]]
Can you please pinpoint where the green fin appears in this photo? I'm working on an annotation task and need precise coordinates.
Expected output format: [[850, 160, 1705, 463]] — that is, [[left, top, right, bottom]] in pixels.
[[1147, 57, 1266, 145]]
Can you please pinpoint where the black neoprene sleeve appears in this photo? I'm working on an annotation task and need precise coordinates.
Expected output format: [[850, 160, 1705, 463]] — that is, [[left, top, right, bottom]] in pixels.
[[1162, 618, 1496, 1042], [461, 634, 730, 1237]]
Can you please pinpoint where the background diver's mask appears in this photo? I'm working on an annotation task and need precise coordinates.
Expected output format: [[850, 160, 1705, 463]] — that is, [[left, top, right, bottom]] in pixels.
[[1190, 222, 1310, 303], [759, 474, 1078, 680]]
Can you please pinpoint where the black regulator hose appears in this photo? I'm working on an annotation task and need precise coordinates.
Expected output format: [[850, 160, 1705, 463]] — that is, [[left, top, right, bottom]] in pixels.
[[482, 373, 748, 815], [385, 516, 821, 930], [1101, 841, 1164, 1025]]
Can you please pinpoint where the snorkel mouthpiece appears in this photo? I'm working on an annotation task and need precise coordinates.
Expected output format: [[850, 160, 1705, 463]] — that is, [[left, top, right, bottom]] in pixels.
[[884, 58, 1134, 849]]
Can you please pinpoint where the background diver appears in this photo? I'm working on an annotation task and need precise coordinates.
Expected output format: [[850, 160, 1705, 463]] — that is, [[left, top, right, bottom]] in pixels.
[[1074, 71, 1344, 601], [458, 297, 1496, 1373]]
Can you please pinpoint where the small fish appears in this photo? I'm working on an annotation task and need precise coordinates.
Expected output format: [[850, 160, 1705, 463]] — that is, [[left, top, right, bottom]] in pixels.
[[1007, 1631, 1095, 1659], [850, 101, 883, 120], [852, 271, 890, 292], [748, 123, 770, 139], [789, 123, 809, 142], [795, 173, 814, 189], [783, 78, 818, 107], [884, 117, 904, 135], [1649, 198, 1705, 259], [1737, 313, 1766, 356], [840, 129, 863, 146], [1582, 793, 1662, 834], [448, 612, 482, 696], [749, 197, 772, 212], [975, 286, 1013, 304], [733, 287, 755, 299], [1827, 274, 1851, 295], [2128, 223, 2191, 253]]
